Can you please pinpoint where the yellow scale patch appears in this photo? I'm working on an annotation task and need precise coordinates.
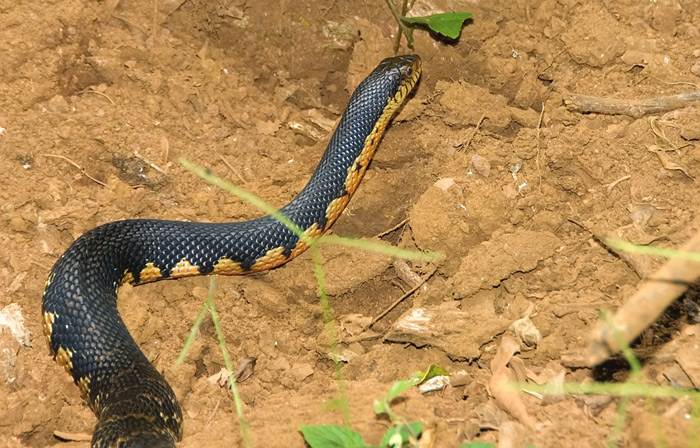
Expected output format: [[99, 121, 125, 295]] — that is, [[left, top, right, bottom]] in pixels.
[[324, 194, 351, 230], [246, 223, 324, 272], [250, 246, 287, 272], [170, 258, 201, 278], [121, 270, 135, 285], [78, 376, 91, 398], [123, 259, 201, 285], [212, 257, 244, 275], [289, 223, 323, 258], [138, 262, 163, 283], [43, 311, 56, 344], [55, 346, 74, 374], [44, 272, 55, 294]]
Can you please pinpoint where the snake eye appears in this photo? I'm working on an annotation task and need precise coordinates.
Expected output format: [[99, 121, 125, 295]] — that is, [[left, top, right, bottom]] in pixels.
[[406, 67, 413, 76]]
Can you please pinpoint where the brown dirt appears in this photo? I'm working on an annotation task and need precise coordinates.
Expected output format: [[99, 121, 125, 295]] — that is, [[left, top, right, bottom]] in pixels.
[[2, 1, 700, 447]]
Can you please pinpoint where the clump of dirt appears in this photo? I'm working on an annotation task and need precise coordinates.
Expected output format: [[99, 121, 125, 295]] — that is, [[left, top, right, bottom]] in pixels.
[[2, 1, 700, 447]]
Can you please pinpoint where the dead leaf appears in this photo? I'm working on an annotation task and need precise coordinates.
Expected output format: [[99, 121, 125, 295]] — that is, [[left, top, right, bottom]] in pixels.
[[234, 357, 257, 383], [488, 336, 538, 428], [647, 117, 694, 179]]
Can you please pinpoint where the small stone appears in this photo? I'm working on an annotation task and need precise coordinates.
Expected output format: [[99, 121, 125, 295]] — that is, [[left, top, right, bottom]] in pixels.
[[434, 177, 455, 192], [681, 122, 700, 141], [419, 375, 450, 394], [289, 363, 314, 382], [470, 154, 491, 177], [48, 95, 69, 113], [510, 315, 542, 347], [8, 216, 28, 233], [691, 61, 700, 77]]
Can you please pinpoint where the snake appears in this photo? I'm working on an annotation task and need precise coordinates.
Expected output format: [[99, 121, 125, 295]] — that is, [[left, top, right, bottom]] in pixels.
[[42, 54, 421, 447]]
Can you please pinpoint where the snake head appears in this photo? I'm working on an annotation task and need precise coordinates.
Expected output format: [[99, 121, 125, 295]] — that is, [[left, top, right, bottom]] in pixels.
[[376, 54, 422, 101]]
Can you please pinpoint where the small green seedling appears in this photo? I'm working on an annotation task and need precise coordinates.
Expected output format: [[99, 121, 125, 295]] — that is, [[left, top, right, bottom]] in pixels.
[[385, 0, 473, 51], [300, 365, 448, 448], [402, 12, 474, 39]]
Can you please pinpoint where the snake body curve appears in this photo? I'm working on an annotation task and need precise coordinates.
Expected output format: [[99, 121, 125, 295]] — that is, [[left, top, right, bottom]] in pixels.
[[42, 54, 421, 447]]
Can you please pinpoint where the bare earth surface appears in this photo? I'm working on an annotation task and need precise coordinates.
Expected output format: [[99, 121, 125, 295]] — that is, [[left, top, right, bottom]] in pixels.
[[2, 1, 700, 447]]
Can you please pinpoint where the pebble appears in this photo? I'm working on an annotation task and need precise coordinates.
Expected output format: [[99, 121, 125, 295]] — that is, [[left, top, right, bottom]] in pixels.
[[8, 216, 28, 233], [470, 154, 491, 177], [48, 95, 69, 113], [691, 61, 700, 77]]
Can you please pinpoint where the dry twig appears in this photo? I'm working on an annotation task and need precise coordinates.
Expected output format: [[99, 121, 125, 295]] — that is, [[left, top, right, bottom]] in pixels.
[[587, 230, 700, 366], [40, 154, 106, 187], [363, 265, 436, 331], [564, 91, 700, 118]]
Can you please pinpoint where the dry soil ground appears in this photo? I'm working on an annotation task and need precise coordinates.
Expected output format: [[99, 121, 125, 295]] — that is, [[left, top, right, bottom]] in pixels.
[[2, 1, 700, 447]]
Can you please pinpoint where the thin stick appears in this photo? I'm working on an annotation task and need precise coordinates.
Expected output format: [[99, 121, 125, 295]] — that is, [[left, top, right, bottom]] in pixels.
[[40, 154, 106, 187], [564, 91, 700, 118], [374, 218, 408, 238], [133, 150, 168, 175], [604, 175, 631, 193], [587, 230, 700, 366], [78, 88, 115, 105], [457, 115, 485, 151], [568, 218, 645, 278], [220, 155, 246, 183], [364, 266, 436, 330], [535, 102, 545, 193]]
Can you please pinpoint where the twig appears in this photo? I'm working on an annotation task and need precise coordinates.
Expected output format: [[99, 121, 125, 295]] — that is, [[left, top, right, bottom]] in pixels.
[[39, 154, 106, 187], [568, 218, 645, 278], [374, 218, 408, 238], [587, 230, 700, 366], [204, 398, 222, 428], [78, 88, 115, 105], [564, 91, 700, 118], [53, 431, 92, 442], [133, 150, 168, 175], [457, 115, 485, 151], [536, 102, 545, 193], [364, 265, 436, 331], [604, 175, 631, 193], [220, 155, 246, 183]]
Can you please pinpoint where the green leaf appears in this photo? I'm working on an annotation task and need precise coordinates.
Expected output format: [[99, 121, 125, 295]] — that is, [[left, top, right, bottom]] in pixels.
[[387, 379, 416, 400], [375, 378, 414, 414], [299, 425, 368, 448], [380, 422, 423, 448], [458, 443, 496, 448], [410, 364, 450, 385], [402, 12, 474, 39]]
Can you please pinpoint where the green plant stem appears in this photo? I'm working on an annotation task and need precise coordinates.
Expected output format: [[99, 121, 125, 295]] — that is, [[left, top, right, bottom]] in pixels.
[[644, 397, 667, 448], [310, 245, 351, 427], [318, 234, 438, 262], [510, 381, 700, 399], [385, 0, 414, 50], [175, 293, 211, 367], [207, 277, 252, 448], [606, 238, 700, 262], [607, 394, 631, 448], [392, 0, 413, 53]]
